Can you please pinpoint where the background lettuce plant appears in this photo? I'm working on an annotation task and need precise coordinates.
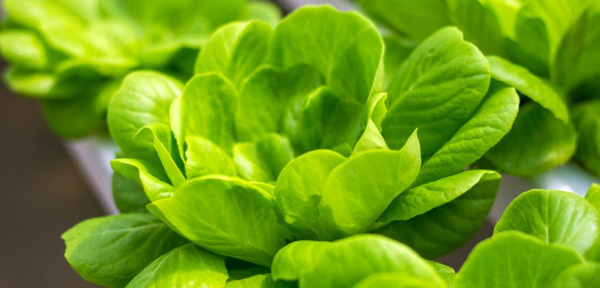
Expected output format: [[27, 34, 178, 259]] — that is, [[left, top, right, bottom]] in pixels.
[[270, 184, 600, 288], [359, 0, 600, 178], [0, 0, 280, 138], [62, 5, 521, 287]]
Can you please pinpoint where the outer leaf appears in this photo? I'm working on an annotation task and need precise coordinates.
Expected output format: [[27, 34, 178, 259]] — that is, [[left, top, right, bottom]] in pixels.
[[270, 5, 384, 103], [376, 171, 500, 258], [352, 272, 442, 288], [233, 134, 294, 183], [383, 27, 490, 158], [454, 232, 583, 288], [108, 71, 182, 155], [359, 0, 451, 42], [62, 214, 188, 288], [318, 131, 421, 237], [148, 176, 288, 266], [0, 30, 46, 69], [485, 102, 577, 177], [487, 56, 569, 123], [550, 263, 600, 288], [271, 241, 333, 281], [111, 158, 173, 201], [195, 21, 273, 88], [572, 101, 600, 177], [126, 244, 227, 288], [586, 183, 600, 211], [274, 150, 346, 240], [185, 136, 237, 179], [414, 82, 519, 185], [299, 235, 444, 288], [181, 73, 237, 153], [494, 189, 600, 254]]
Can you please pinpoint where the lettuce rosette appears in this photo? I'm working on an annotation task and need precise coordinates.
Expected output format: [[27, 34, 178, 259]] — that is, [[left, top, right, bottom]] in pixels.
[[360, 0, 600, 178], [62, 6, 519, 287], [0, 0, 280, 138]]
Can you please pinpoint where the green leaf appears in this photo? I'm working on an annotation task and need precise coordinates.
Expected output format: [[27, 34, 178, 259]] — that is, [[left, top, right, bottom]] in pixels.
[[195, 21, 273, 88], [318, 131, 421, 237], [0, 30, 46, 69], [585, 183, 600, 211], [553, 5, 600, 93], [270, 5, 384, 103], [454, 232, 583, 288], [148, 176, 288, 267], [111, 158, 174, 201], [352, 272, 443, 288], [235, 65, 322, 143], [376, 170, 500, 258], [494, 189, 600, 254], [299, 235, 444, 288], [233, 134, 294, 183], [271, 241, 333, 281], [4, 67, 57, 98], [382, 36, 415, 87], [246, 2, 282, 27], [274, 150, 346, 240], [487, 56, 569, 123], [133, 123, 185, 187], [112, 172, 150, 214], [125, 244, 228, 288], [414, 81, 519, 185], [359, 0, 451, 42], [185, 136, 237, 179], [225, 274, 290, 288], [181, 73, 237, 153], [550, 263, 600, 288], [62, 213, 188, 288], [108, 71, 183, 156], [485, 102, 577, 177], [428, 261, 455, 287], [572, 101, 600, 177], [383, 27, 490, 158]]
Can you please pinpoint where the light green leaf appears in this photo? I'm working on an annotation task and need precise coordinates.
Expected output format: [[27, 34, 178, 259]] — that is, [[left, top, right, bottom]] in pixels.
[[181, 73, 237, 153], [133, 123, 185, 187], [550, 263, 600, 288], [274, 150, 346, 240], [112, 172, 150, 214], [5, 67, 57, 98], [299, 235, 444, 288], [414, 82, 519, 185], [272, 241, 333, 281], [185, 136, 237, 179], [62, 213, 188, 288], [195, 21, 273, 88], [246, 2, 281, 27], [126, 244, 227, 288], [111, 158, 174, 201], [235, 65, 322, 142], [494, 189, 600, 254], [270, 5, 384, 103], [352, 272, 442, 288], [108, 71, 183, 156], [353, 92, 389, 155], [382, 36, 415, 87], [454, 232, 583, 288], [572, 101, 600, 178], [585, 183, 600, 211], [383, 27, 490, 158], [359, 0, 450, 42], [487, 56, 569, 123], [233, 134, 294, 183], [318, 131, 421, 237], [0, 30, 46, 69], [376, 170, 500, 258], [428, 261, 455, 287], [148, 176, 288, 266], [485, 102, 577, 177], [225, 274, 289, 288]]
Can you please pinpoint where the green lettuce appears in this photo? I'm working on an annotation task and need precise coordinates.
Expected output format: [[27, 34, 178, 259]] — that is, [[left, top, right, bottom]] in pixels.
[[0, 0, 281, 138], [360, 0, 600, 178], [63, 6, 519, 287]]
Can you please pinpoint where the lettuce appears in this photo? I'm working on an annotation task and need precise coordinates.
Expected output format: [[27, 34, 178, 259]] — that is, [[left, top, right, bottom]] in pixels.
[[360, 0, 600, 178], [61, 5, 522, 287], [0, 0, 281, 138]]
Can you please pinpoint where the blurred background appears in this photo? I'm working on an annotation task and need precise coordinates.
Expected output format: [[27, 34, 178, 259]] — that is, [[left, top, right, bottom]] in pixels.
[[0, 1, 492, 287]]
